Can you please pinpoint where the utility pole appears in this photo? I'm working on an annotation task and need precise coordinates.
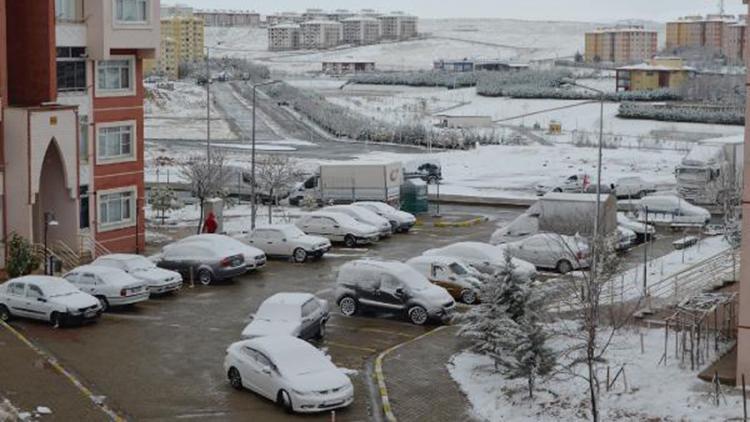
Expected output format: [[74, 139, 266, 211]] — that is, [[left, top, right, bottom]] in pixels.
[[249, 80, 281, 230], [205, 47, 211, 169]]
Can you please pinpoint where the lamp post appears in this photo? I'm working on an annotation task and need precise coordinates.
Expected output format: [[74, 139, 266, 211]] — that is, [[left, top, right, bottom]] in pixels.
[[44, 212, 59, 275], [248, 80, 281, 230]]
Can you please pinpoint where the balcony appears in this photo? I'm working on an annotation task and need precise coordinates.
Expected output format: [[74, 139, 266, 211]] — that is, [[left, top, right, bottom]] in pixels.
[[84, 0, 160, 60]]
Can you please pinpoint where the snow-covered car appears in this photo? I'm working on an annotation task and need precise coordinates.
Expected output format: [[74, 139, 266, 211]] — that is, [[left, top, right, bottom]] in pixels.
[[295, 211, 380, 247], [617, 212, 655, 242], [63, 265, 149, 311], [422, 242, 537, 279], [335, 260, 456, 325], [614, 176, 657, 199], [156, 242, 247, 285], [638, 196, 711, 226], [535, 173, 589, 196], [405, 256, 483, 304], [173, 234, 267, 271], [241, 293, 329, 340], [92, 254, 183, 295], [224, 336, 354, 413], [352, 202, 416, 233], [0, 276, 102, 328], [616, 227, 637, 251], [322, 205, 393, 238], [504, 233, 590, 274], [490, 212, 539, 245], [242, 225, 331, 263]]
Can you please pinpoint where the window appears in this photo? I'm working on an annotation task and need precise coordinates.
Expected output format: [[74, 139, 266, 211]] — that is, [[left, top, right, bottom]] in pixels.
[[99, 190, 135, 227], [80, 186, 90, 229], [115, 0, 148, 23], [8, 283, 25, 296], [27, 285, 44, 299], [301, 299, 319, 318], [97, 124, 134, 161], [97, 59, 133, 93], [57, 47, 87, 92], [79, 274, 98, 286], [79, 116, 89, 162], [56, 0, 78, 21]]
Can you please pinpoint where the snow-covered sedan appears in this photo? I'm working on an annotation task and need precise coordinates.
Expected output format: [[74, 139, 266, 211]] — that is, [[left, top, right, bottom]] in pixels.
[[295, 211, 380, 247], [535, 173, 589, 196], [614, 176, 657, 199], [242, 225, 331, 263], [638, 195, 711, 226], [92, 254, 183, 295], [617, 212, 656, 242], [224, 336, 354, 413], [322, 205, 393, 238], [616, 227, 637, 251], [241, 293, 329, 340], [63, 265, 149, 311], [504, 233, 590, 274], [422, 242, 537, 279], [352, 202, 416, 233], [173, 234, 267, 271], [0, 276, 102, 328]]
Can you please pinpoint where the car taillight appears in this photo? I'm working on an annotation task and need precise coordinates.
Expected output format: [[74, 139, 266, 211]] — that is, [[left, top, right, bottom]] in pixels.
[[120, 288, 127, 297], [221, 257, 232, 267]]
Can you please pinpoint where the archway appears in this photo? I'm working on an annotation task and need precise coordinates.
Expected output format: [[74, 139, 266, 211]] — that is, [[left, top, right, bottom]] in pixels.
[[32, 140, 78, 249]]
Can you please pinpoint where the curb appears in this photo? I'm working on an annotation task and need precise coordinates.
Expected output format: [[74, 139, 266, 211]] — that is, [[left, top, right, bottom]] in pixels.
[[434, 217, 487, 228], [373, 325, 449, 422], [0, 321, 124, 421]]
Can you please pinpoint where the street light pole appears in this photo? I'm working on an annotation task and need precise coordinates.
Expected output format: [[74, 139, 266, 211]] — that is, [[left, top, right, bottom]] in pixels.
[[205, 47, 211, 169], [249, 80, 281, 230]]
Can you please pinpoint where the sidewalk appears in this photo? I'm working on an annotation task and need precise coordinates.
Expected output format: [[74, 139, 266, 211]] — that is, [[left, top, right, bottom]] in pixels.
[[381, 325, 477, 421], [0, 326, 106, 421]]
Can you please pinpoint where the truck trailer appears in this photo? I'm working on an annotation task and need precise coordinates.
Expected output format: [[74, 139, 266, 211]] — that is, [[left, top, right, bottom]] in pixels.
[[676, 135, 744, 205], [289, 162, 403, 205]]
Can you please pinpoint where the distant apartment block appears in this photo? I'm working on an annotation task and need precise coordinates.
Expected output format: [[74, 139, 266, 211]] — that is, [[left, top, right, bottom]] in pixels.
[[145, 13, 204, 79], [327, 9, 357, 22], [342, 17, 381, 45], [615, 57, 696, 92], [195, 9, 260, 27], [584, 26, 658, 64], [301, 20, 343, 49], [666, 15, 747, 62], [268, 24, 301, 51], [322, 60, 376, 75], [379, 12, 419, 40]]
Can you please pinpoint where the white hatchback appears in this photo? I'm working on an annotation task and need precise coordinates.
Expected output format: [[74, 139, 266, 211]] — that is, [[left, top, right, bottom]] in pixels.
[[296, 211, 380, 248], [64, 265, 150, 311], [322, 205, 393, 238], [224, 336, 354, 413], [242, 225, 331, 263], [92, 254, 183, 295], [353, 202, 416, 233]]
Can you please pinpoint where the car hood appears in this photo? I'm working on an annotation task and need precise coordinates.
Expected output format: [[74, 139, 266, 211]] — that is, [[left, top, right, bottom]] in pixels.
[[241, 320, 299, 339], [394, 211, 416, 223], [51, 291, 99, 309], [415, 284, 455, 307], [298, 235, 331, 248], [133, 268, 181, 285], [287, 367, 352, 393]]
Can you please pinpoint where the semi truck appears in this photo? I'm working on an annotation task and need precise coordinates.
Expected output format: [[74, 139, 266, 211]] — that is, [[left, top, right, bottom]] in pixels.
[[676, 135, 744, 205], [289, 163, 403, 206]]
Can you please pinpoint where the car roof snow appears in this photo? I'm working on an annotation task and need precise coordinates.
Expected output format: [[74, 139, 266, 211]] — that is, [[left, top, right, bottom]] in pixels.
[[264, 292, 315, 306]]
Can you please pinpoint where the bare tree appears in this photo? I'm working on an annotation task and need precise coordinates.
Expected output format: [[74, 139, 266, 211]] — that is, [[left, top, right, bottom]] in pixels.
[[254, 155, 304, 224], [179, 150, 233, 233]]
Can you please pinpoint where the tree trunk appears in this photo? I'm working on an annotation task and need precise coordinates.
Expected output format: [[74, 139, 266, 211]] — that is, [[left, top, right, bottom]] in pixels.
[[268, 188, 273, 225], [197, 199, 205, 234]]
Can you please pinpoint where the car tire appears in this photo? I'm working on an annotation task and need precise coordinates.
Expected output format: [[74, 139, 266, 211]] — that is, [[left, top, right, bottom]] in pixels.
[[315, 322, 326, 339], [0, 305, 11, 322], [556, 259, 573, 274], [96, 296, 109, 312], [50, 312, 63, 329], [228, 367, 243, 390], [460, 289, 478, 305], [339, 296, 358, 317], [197, 269, 213, 286], [292, 248, 308, 263], [344, 235, 357, 248], [553, 188, 563, 193], [408, 305, 428, 325], [277, 390, 294, 413]]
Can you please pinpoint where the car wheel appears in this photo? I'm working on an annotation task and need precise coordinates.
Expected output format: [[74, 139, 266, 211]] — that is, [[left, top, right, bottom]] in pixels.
[[96, 296, 109, 312], [0, 305, 11, 322], [557, 259, 573, 274], [228, 367, 243, 390], [460, 289, 478, 305], [339, 296, 358, 317], [277, 390, 294, 413], [50, 312, 63, 329], [408, 306, 428, 325], [344, 235, 357, 248], [553, 188, 563, 193], [292, 248, 308, 263], [197, 269, 213, 286], [315, 322, 326, 339]]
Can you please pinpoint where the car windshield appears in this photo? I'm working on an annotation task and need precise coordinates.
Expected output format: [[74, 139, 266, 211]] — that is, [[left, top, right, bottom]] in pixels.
[[124, 256, 156, 272], [392, 265, 431, 291], [449, 262, 468, 275], [43, 282, 80, 297], [279, 226, 305, 239]]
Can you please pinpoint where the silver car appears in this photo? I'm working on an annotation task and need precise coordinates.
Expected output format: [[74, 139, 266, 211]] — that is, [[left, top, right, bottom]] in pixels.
[[504, 233, 590, 274], [156, 242, 248, 285]]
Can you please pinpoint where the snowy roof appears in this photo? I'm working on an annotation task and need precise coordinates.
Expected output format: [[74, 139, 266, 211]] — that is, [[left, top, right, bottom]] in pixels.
[[271, 23, 300, 29], [617, 63, 696, 72], [682, 145, 724, 166], [342, 16, 379, 22], [263, 292, 315, 306], [302, 20, 342, 25]]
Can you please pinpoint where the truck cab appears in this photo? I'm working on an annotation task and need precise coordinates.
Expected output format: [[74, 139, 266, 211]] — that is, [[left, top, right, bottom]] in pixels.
[[676, 136, 743, 205]]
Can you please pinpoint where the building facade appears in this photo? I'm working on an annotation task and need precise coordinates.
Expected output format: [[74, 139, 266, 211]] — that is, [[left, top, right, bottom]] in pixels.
[[379, 12, 418, 40], [322, 60, 375, 74], [194, 9, 260, 27], [145, 14, 204, 79], [584, 26, 658, 64], [301, 21, 342, 49], [615, 57, 695, 92], [738, 0, 750, 391], [268, 24, 301, 51], [342, 17, 381, 45], [666, 14, 746, 62]]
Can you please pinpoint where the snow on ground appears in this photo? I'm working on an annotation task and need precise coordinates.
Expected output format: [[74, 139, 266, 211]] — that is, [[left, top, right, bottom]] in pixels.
[[449, 327, 742, 422], [146, 204, 304, 235]]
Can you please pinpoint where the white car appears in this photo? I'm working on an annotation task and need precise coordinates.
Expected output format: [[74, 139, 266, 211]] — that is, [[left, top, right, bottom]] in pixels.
[[504, 233, 590, 274], [173, 234, 267, 270], [92, 254, 183, 295], [322, 205, 393, 238], [638, 195, 711, 226], [353, 202, 416, 233], [535, 173, 589, 196], [63, 265, 150, 311], [614, 176, 657, 199], [241, 293, 329, 340], [224, 336, 354, 413], [617, 212, 655, 241], [490, 212, 539, 245], [242, 225, 331, 263], [616, 227, 637, 251], [422, 242, 537, 279], [0, 276, 102, 328], [296, 211, 380, 248]]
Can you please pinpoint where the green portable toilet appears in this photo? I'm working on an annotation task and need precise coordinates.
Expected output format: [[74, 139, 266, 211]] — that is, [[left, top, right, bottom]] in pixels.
[[400, 179, 428, 214]]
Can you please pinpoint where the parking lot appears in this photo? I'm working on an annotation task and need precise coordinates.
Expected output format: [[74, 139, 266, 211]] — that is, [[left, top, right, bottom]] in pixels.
[[2, 205, 521, 421]]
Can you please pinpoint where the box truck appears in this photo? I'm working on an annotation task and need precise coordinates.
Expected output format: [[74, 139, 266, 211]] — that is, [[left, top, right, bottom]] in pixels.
[[289, 163, 403, 206], [676, 135, 744, 205]]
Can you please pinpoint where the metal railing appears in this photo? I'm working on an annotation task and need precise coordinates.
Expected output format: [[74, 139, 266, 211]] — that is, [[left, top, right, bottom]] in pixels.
[[78, 234, 112, 261]]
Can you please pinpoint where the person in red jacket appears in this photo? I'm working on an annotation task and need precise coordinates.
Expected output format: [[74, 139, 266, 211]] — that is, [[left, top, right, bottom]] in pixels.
[[202, 212, 218, 234]]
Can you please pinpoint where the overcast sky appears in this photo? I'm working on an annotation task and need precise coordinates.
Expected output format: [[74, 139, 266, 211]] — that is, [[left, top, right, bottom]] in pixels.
[[173, 0, 746, 21]]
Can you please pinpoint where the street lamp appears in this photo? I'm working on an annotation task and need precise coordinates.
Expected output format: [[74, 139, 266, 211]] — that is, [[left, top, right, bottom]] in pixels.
[[44, 212, 58, 275], [247, 79, 282, 230], [204, 42, 224, 169]]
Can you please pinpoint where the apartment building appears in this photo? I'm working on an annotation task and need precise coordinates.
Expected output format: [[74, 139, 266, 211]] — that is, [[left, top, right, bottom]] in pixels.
[[194, 9, 260, 27], [160, 3, 192, 17], [738, 0, 750, 392], [268, 24, 301, 51], [379, 12, 419, 40], [301, 21, 343, 49], [145, 14, 204, 79], [302, 8, 328, 22], [327, 9, 356, 22], [584, 26, 658, 64], [666, 14, 746, 62], [342, 16, 381, 45], [723, 20, 747, 62], [54, 0, 160, 256]]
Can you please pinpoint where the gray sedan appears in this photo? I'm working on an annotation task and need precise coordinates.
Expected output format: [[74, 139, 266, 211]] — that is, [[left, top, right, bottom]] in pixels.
[[155, 242, 247, 285]]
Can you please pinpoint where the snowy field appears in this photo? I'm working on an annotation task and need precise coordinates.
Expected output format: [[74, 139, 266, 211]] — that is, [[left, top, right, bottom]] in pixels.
[[449, 327, 742, 422]]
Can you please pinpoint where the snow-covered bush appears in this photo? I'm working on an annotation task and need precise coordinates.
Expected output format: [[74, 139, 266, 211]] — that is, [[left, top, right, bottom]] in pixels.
[[618, 102, 744, 125], [475, 69, 573, 96], [349, 71, 480, 88]]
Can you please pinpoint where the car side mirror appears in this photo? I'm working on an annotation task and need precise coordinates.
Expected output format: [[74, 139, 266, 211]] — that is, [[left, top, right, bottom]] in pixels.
[[333, 225, 340, 229], [261, 366, 272, 375], [395, 288, 404, 296]]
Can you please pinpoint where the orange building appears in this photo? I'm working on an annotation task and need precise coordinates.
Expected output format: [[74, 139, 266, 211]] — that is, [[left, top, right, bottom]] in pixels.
[[584, 26, 658, 64], [666, 14, 747, 62]]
